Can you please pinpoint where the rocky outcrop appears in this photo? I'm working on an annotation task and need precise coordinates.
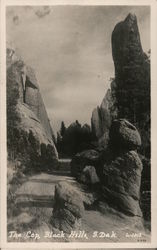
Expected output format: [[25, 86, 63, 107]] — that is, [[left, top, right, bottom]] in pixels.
[[112, 13, 144, 76], [90, 13, 150, 220], [7, 45, 58, 169], [51, 182, 84, 233], [80, 165, 100, 185], [71, 149, 100, 179], [71, 119, 143, 218], [109, 119, 141, 151], [91, 13, 150, 157], [111, 13, 150, 156], [91, 119, 142, 217], [91, 87, 117, 148], [102, 150, 143, 216]]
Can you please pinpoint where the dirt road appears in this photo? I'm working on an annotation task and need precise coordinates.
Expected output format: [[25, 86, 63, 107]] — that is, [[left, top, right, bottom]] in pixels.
[[7, 161, 151, 242]]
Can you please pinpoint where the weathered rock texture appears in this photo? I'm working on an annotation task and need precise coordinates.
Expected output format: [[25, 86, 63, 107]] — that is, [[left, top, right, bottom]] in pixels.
[[7, 45, 58, 169], [91, 88, 117, 148], [112, 13, 150, 157], [102, 150, 143, 216], [109, 119, 141, 151], [95, 117, 143, 218], [51, 182, 84, 233], [80, 165, 100, 185]]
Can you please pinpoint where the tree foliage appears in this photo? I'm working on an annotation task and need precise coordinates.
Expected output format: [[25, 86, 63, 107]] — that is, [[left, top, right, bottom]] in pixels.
[[56, 121, 93, 157]]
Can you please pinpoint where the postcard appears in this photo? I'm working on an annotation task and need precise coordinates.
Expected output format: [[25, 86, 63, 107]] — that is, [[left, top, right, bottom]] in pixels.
[[0, 0, 157, 248]]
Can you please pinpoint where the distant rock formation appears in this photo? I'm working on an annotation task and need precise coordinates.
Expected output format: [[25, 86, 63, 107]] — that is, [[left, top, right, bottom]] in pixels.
[[51, 182, 84, 233], [91, 88, 117, 148], [7, 44, 58, 169]]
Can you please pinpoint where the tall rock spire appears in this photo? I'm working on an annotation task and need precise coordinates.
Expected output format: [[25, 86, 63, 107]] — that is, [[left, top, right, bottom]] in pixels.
[[91, 13, 150, 156], [112, 13, 144, 78], [111, 13, 150, 156]]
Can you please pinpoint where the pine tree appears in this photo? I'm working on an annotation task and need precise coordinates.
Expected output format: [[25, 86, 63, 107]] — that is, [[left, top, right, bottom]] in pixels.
[[56, 132, 62, 152], [60, 121, 66, 137]]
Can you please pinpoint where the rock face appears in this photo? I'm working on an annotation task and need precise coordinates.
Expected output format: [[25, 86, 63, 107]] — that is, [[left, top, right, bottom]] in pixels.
[[109, 119, 141, 151], [94, 119, 143, 217], [7, 45, 58, 169], [71, 119, 143, 218], [111, 13, 150, 156], [102, 150, 143, 216], [112, 13, 144, 77], [51, 182, 84, 233], [71, 149, 100, 179], [91, 88, 117, 148], [99, 118, 143, 218]]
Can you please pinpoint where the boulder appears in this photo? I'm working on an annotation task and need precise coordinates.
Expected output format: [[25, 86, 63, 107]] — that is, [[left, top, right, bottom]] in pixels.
[[102, 151, 143, 216], [109, 119, 141, 151], [51, 182, 84, 233], [71, 149, 100, 179], [80, 165, 100, 185]]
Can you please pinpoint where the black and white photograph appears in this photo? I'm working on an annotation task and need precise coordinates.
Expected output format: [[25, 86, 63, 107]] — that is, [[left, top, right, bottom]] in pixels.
[[4, 1, 153, 244]]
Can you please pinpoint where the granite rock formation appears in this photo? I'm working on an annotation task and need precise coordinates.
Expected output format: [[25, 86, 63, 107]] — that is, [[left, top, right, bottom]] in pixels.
[[91, 13, 150, 220], [112, 13, 150, 156], [102, 149, 143, 216], [7, 45, 58, 169], [51, 182, 84, 233], [91, 87, 117, 148], [71, 149, 100, 179], [109, 119, 141, 151], [72, 118, 143, 217], [91, 13, 150, 157], [80, 165, 100, 185], [98, 118, 144, 217]]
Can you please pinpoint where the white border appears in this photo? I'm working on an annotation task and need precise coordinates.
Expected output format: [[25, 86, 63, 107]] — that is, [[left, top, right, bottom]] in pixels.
[[1, 0, 7, 247], [151, 0, 157, 247], [1, 0, 154, 6], [0, 0, 157, 248]]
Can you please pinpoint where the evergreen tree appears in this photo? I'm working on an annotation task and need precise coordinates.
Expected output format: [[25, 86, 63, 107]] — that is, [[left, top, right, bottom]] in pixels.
[[56, 132, 62, 152], [60, 121, 66, 137]]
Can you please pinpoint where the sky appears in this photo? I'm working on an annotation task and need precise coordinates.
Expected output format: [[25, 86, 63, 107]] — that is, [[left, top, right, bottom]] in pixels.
[[6, 5, 150, 133]]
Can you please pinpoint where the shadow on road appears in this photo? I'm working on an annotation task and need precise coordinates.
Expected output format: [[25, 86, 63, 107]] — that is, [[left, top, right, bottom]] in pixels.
[[45, 170, 72, 177], [16, 193, 54, 208]]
